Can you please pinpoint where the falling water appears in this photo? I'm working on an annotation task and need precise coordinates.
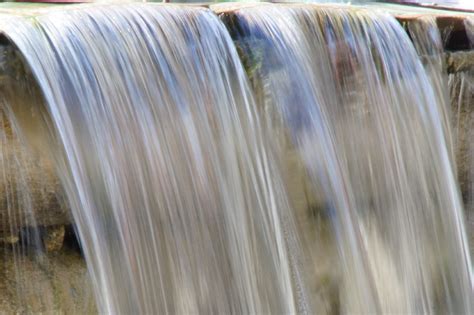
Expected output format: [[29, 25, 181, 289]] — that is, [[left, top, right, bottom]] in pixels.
[[221, 3, 473, 313], [0, 4, 307, 314], [450, 17, 474, 259], [451, 67, 474, 259], [0, 2, 471, 314]]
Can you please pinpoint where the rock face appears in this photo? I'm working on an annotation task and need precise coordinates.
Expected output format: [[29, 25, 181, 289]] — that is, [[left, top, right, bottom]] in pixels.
[[42, 225, 66, 252], [0, 113, 70, 235], [450, 69, 474, 258], [0, 45, 70, 241], [451, 71, 473, 199], [0, 247, 95, 314]]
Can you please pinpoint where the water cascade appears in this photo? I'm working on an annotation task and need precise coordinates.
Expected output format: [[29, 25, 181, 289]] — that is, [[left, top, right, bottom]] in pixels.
[[0, 2, 470, 314], [450, 16, 474, 259], [0, 5, 305, 314], [219, 4, 473, 314]]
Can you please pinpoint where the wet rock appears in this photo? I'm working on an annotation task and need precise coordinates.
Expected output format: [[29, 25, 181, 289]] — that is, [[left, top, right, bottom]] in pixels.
[[42, 225, 65, 252], [0, 231, 19, 244], [446, 50, 474, 73], [0, 248, 95, 313], [0, 119, 71, 236], [450, 70, 474, 203], [0, 44, 71, 236]]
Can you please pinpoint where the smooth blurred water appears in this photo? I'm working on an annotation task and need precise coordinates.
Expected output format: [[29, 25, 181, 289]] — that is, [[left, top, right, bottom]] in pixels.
[[0, 2, 471, 314], [0, 4, 309, 314], [224, 4, 473, 313]]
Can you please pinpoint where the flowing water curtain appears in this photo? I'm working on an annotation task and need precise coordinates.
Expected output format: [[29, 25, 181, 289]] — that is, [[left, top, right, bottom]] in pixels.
[[0, 4, 309, 314], [406, 16, 455, 162], [450, 68, 474, 260], [218, 5, 382, 313], [407, 14, 474, 262], [449, 17, 474, 260], [221, 4, 473, 314]]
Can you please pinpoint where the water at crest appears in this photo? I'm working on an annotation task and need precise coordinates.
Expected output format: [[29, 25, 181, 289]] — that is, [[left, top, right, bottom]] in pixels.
[[0, 2, 471, 314]]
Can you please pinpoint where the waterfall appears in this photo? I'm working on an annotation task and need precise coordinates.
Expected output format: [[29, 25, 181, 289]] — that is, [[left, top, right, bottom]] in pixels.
[[450, 17, 474, 261], [0, 3, 470, 314], [221, 3, 473, 313], [0, 5, 305, 314]]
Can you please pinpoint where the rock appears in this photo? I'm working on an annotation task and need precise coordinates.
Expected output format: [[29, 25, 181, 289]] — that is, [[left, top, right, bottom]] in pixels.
[[0, 44, 71, 236], [0, 231, 19, 244], [42, 225, 65, 252]]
